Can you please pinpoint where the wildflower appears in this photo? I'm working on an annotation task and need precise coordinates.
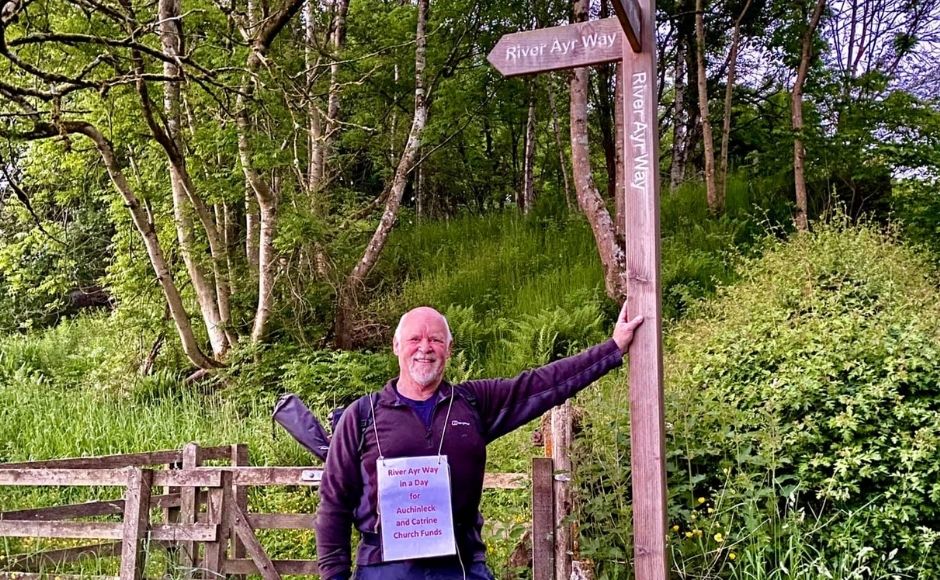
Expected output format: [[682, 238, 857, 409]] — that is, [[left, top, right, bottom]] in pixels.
[[693, 529, 702, 537], [697, 497, 706, 504], [685, 531, 693, 538], [707, 507, 715, 514], [729, 552, 737, 561], [714, 533, 724, 543], [672, 525, 680, 532]]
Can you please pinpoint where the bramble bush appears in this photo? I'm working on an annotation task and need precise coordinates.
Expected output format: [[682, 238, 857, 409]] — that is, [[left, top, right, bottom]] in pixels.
[[576, 222, 940, 578]]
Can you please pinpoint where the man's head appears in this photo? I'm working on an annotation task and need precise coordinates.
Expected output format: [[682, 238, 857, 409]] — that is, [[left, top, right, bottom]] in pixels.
[[393, 307, 452, 393]]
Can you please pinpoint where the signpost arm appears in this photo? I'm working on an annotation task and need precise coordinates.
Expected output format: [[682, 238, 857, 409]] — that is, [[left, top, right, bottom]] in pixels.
[[622, 0, 668, 578]]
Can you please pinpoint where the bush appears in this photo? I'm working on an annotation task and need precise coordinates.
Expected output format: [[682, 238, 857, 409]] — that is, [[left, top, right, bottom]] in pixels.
[[223, 342, 397, 418], [577, 222, 940, 578], [673, 222, 940, 575]]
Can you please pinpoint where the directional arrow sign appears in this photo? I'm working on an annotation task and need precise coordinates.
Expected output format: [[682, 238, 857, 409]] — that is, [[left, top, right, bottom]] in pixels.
[[487, 17, 621, 77]]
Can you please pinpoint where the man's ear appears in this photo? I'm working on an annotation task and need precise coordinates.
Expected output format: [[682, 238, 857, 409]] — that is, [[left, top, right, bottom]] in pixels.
[[392, 337, 400, 356]]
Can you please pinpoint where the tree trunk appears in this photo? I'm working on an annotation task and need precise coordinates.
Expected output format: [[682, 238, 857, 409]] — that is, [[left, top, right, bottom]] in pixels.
[[305, 0, 325, 196], [695, 0, 719, 213], [569, 0, 625, 301], [793, 0, 827, 232], [335, 0, 429, 349], [322, 0, 350, 187], [546, 83, 573, 209], [669, 38, 688, 190], [70, 122, 219, 369], [416, 146, 425, 220], [521, 80, 537, 214], [596, 64, 617, 202], [234, 0, 306, 344], [245, 182, 260, 274], [158, 0, 234, 356], [718, 0, 752, 203]]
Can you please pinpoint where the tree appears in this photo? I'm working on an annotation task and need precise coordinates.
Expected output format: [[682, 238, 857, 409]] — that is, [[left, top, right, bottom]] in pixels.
[[792, 0, 827, 231], [568, 0, 626, 301], [0, 0, 304, 368], [694, 0, 720, 212], [718, 0, 754, 203], [334, 0, 430, 348]]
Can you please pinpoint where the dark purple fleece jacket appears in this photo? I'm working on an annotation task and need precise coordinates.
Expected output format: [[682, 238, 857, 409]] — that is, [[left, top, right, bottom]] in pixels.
[[315, 339, 624, 578]]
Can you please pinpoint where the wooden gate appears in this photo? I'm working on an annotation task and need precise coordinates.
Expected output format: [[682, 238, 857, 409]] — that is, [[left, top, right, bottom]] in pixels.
[[0, 444, 542, 579]]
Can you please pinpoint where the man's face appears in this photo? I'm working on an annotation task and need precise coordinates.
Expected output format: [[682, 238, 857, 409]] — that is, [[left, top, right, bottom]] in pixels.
[[393, 308, 452, 389]]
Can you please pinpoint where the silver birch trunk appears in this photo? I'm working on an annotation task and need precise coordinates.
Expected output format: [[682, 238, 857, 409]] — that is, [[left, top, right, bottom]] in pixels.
[[71, 122, 218, 369], [719, 0, 752, 203], [234, 0, 306, 344], [569, 0, 626, 301], [335, 0, 429, 349], [521, 81, 537, 214], [670, 38, 689, 190], [695, 0, 720, 213], [159, 0, 232, 356]]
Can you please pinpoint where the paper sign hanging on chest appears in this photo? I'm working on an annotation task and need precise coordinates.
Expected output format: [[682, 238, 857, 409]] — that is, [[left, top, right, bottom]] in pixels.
[[377, 455, 457, 561]]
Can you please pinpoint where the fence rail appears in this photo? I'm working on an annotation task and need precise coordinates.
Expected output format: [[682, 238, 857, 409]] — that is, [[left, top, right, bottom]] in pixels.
[[0, 443, 544, 579]]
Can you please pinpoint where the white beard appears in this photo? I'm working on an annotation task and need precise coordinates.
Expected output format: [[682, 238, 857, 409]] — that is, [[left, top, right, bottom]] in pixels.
[[408, 358, 443, 386]]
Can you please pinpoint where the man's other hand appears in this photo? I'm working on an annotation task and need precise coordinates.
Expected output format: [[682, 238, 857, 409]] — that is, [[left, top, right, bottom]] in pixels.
[[613, 302, 644, 354]]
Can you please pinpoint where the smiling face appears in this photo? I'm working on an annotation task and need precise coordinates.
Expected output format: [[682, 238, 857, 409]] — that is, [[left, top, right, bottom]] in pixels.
[[393, 307, 452, 397]]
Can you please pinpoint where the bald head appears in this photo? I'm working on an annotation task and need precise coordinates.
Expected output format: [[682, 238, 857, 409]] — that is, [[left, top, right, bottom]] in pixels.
[[394, 307, 452, 347]]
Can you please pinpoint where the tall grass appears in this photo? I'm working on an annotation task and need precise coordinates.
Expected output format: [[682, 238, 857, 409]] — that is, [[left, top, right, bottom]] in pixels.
[[375, 174, 783, 373]]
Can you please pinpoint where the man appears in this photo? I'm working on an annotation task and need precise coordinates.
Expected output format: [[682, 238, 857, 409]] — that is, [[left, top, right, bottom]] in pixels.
[[317, 304, 643, 580]]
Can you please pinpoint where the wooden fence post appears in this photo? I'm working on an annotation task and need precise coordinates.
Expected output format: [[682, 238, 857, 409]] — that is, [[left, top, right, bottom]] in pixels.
[[231, 443, 249, 568], [532, 457, 555, 580], [119, 468, 152, 580], [203, 470, 233, 578], [551, 402, 573, 580], [179, 443, 202, 577]]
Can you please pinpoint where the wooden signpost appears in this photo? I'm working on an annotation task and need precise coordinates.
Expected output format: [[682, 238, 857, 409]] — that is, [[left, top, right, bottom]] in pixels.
[[488, 1, 667, 578]]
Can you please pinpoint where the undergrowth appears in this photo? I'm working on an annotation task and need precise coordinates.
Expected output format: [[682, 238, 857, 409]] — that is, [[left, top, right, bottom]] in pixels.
[[576, 220, 940, 579]]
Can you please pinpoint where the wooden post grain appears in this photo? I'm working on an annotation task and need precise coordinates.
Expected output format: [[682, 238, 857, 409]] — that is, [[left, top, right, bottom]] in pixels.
[[179, 443, 202, 576], [232, 504, 282, 580], [231, 443, 249, 569], [622, 0, 669, 576], [531, 457, 554, 580], [202, 471, 233, 578], [550, 402, 573, 580], [119, 468, 152, 580]]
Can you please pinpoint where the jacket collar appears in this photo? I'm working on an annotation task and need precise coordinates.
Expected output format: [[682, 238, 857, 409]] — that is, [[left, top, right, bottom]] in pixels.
[[379, 378, 453, 406]]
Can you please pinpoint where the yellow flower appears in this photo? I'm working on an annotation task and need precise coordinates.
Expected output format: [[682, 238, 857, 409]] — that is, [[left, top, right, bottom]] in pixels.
[[714, 533, 724, 543], [685, 531, 693, 538], [693, 529, 703, 537], [697, 497, 706, 504], [672, 525, 680, 532], [690, 512, 697, 520], [707, 507, 715, 514], [729, 552, 737, 561]]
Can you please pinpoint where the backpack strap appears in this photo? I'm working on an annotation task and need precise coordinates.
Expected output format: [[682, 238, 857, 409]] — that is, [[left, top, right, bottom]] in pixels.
[[356, 392, 380, 454]]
